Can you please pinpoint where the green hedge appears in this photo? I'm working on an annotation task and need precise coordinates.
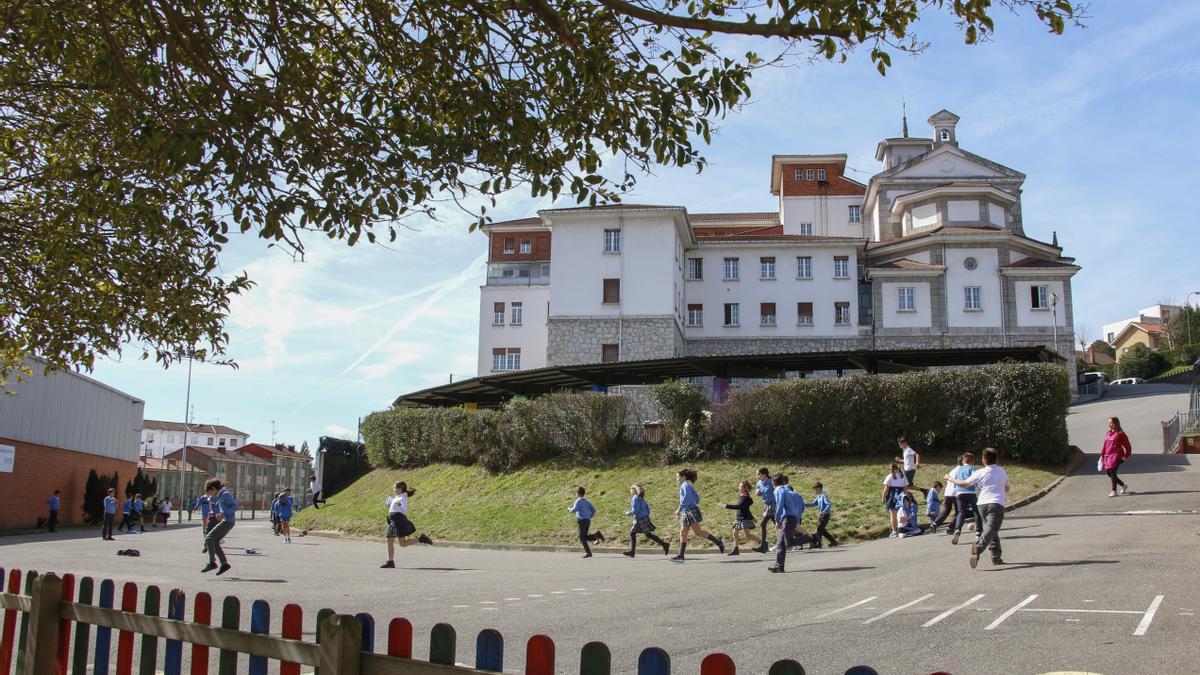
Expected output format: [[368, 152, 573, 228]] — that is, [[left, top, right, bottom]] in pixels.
[[362, 392, 631, 472], [707, 363, 1070, 464]]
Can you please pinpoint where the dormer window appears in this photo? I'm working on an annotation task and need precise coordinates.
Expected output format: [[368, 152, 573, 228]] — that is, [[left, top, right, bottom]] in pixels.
[[940, 129, 950, 142]]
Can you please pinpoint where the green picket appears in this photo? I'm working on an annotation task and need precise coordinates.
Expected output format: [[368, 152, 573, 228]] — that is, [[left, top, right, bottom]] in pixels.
[[313, 608, 334, 675], [218, 596, 240, 675], [580, 641, 612, 675], [139, 585, 161, 675], [429, 623, 456, 666], [71, 577, 94, 675], [768, 659, 806, 675], [15, 570, 37, 674]]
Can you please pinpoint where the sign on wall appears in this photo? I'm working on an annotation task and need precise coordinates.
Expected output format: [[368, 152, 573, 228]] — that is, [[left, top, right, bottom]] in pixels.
[[0, 444, 14, 473]]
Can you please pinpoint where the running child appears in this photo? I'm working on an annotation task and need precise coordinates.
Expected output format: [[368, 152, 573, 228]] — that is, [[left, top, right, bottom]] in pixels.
[[672, 468, 725, 561], [950, 452, 980, 545], [202, 479, 238, 576], [768, 473, 805, 573], [724, 481, 761, 556], [754, 467, 776, 553], [381, 481, 434, 568], [277, 488, 295, 543], [623, 484, 669, 558], [932, 470, 958, 533], [568, 486, 605, 558], [806, 482, 838, 548]]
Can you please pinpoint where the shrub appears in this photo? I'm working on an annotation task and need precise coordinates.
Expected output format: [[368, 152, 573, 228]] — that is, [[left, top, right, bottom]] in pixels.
[[648, 379, 708, 432], [1118, 344, 1171, 380], [708, 363, 1069, 464]]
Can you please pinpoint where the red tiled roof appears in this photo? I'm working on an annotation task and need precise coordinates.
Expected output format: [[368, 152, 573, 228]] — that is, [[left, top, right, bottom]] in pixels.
[[143, 420, 249, 437], [1132, 322, 1168, 337], [690, 212, 780, 223], [695, 235, 865, 243]]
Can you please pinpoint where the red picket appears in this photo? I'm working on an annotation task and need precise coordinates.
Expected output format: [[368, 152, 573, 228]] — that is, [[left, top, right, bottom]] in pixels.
[[701, 653, 736, 675], [525, 635, 555, 675], [387, 618, 413, 659], [56, 573, 76, 674], [0, 569, 19, 675], [115, 582, 137, 675], [280, 603, 303, 675], [189, 592, 212, 675]]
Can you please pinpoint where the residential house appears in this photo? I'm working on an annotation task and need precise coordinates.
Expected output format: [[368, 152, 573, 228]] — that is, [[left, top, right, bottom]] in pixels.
[[1102, 304, 1180, 347], [1111, 322, 1170, 361], [140, 420, 250, 458], [164, 445, 274, 508], [235, 443, 313, 500]]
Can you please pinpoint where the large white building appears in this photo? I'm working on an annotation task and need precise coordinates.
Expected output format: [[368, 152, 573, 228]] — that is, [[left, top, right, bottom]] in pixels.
[[477, 110, 1079, 384], [139, 420, 249, 458]]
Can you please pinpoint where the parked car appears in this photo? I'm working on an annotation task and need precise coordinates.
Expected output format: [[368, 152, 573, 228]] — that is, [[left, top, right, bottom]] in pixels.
[[1110, 377, 1144, 386], [1083, 371, 1109, 383]]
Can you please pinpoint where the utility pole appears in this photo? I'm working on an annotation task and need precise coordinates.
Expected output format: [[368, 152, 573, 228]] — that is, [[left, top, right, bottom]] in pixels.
[[271, 420, 277, 445]]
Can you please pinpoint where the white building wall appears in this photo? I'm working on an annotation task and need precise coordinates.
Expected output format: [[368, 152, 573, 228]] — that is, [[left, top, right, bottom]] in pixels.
[[477, 284, 550, 375], [548, 214, 677, 317], [947, 200, 978, 222], [1013, 279, 1067, 328], [781, 196, 866, 238], [684, 245, 860, 338], [910, 202, 938, 230], [139, 429, 250, 458], [0, 360, 143, 462], [880, 282, 932, 328], [945, 248, 1003, 328]]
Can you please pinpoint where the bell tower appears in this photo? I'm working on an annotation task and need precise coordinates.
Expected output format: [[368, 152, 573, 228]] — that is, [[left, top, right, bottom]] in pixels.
[[928, 109, 960, 147]]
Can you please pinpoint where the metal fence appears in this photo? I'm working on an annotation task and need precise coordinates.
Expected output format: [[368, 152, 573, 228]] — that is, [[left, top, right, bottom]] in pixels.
[[1162, 409, 1200, 453]]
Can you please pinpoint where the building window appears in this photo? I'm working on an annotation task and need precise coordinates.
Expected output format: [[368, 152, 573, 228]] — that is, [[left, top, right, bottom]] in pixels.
[[723, 257, 739, 280], [848, 205, 862, 223], [898, 287, 915, 311], [1107, 331, 1115, 343], [797, 302, 814, 326], [806, 168, 814, 181], [502, 237, 514, 254], [834, 302, 851, 325], [687, 304, 703, 326], [519, 238, 531, 254], [760, 257, 776, 280], [601, 344, 620, 363], [796, 256, 812, 279], [798, 222, 813, 236], [964, 286, 982, 311], [492, 348, 521, 371], [206, 436, 214, 446], [146, 433, 155, 442], [604, 229, 621, 253], [724, 303, 740, 327], [834, 256, 850, 279], [603, 278, 621, 304], [218, 437, 227, 447], [511, 302, 523, 325], [493, 302, 505, 325], [793, 168, 804, 181], [687, 257, 703, 280], [1031, 285, 1049, 310], [817, 168, 827, 181], [760, 302, 777, 326]]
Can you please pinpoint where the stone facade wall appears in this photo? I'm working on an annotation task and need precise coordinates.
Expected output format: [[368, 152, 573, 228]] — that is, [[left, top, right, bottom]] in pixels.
[[686, 336, 872, 357], [547, 316, 681, 366]]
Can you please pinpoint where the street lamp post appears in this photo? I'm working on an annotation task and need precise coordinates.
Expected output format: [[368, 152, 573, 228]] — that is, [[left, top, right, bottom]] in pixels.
[[1187, 291, 1200, 347], [1050, 291, 1059, 354], [178, 354, 193, 524]]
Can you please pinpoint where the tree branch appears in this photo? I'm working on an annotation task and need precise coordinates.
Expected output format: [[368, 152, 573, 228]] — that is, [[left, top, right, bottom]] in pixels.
[[593, 0, 852, 40]]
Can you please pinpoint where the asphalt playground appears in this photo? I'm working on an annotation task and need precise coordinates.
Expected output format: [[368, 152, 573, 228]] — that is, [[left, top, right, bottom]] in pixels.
[[1, 383, 1195, 674]]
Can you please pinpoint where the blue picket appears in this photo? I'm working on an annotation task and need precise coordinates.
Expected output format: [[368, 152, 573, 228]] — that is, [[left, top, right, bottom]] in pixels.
[[163, 590, 185, 675], [355, 613, 375, 653], [638, 647, 671, 675], [93, 579, 115, 674], [249, 600, 271, 675], [475, 629, 504, 672], [844, 668, 879, 675]]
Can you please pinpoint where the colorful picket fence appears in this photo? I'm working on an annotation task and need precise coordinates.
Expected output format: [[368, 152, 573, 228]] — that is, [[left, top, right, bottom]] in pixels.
[[0, 566, 914, 674]]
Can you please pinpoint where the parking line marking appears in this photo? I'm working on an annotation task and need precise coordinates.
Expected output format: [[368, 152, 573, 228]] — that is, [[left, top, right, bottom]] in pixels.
[[505, 598, 521, 601], [986, 594, 1038, 630], [818, 596, 877, 619], [1134, 595, 1165, 636], [452, 605, 469, 609], [863, 594, 934, 625], [551, 591, 566, 595], [1022, 608, 1141, 615], [924, 594, 985, 627], [571, 588, 588, 591], [528, 594, 543, 598], [479, 601, 496, 605]]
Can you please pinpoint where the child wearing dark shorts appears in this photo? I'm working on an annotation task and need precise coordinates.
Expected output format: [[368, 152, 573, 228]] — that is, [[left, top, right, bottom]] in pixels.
[[380, 481, 433, 568], [725, 481, 761, 555]]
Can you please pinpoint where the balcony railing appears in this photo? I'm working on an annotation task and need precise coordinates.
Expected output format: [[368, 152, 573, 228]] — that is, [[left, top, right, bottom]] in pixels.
[[487, 262, 550, 286]]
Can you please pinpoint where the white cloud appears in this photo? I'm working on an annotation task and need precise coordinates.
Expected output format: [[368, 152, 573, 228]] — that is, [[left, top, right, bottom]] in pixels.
[[356, 342, 434, 380], [324, 424, 353, 439]]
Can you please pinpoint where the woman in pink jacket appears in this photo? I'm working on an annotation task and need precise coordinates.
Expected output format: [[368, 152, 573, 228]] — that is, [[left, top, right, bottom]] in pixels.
[[1102, 416, 1133, 497]]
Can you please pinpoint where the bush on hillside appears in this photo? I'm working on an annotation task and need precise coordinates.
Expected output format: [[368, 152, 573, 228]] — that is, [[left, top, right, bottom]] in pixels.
[[708, 363, 1070, 464], [364, 392, 631, 471], [1118, 344, 1171, 380]]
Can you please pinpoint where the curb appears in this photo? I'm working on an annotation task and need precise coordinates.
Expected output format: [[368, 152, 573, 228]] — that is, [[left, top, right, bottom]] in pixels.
[[298, 528, 731, 554], [1006, 446, 1085, 512]]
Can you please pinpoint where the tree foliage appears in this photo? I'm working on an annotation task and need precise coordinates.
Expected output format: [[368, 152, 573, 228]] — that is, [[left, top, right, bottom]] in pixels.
[[1117, 344, 1170, 381], [81, 469, 120, 525], [1, 0, 1084, 378], [1167, 306, 1200, 351]]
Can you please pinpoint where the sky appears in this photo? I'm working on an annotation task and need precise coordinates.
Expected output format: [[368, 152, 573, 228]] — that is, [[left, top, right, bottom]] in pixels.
[[89, 0, 1200, 451]]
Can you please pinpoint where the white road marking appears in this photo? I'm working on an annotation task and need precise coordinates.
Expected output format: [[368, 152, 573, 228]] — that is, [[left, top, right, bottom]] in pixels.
[[1180, 612, 1194, 617], [923, 594, 985, 627], [504, 598, 521, 601], [598, 589, 616, 592], [479, 601, 496, 605], [451, 605, 469, 609], [986, 594, 1038, 630], [481, 607, 498, 612], [571, 588, 588, 591], [818, 596, 877, 619], [550, 591, 566, 595], [1134, 595, 1165, 636], [1022, 609, 1142, 615], [863, 594, 934, 625], [527, 594, 543, 598]]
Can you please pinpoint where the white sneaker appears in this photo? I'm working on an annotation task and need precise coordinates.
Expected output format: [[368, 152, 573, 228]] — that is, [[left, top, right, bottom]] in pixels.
[[769, 546, 781, 552], [1108, 491, 1117, 498], [1119, 485, 1128, 495]]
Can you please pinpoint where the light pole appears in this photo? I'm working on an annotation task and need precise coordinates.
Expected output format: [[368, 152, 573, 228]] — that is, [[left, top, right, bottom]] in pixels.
[[1187, 291, 1200, 346], [178, 353, 193, 524], [1050, 291, 1059, 354]]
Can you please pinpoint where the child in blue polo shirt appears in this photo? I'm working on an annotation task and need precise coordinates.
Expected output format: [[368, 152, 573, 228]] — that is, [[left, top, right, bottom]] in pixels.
[[755, 468, 776, 553], [926, 481, 943, 525], [278, 488, 295, 543], [623, 484, 669, 558], [568, 486, 604, 558], [46, 490, 61, 532], [131, 493, 146, 533], [101, 488, 117, 540], [806, 482, 838, 549]]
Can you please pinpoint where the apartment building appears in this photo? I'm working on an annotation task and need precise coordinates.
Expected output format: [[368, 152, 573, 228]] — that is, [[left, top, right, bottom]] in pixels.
[[477, 110, 1079, 383], [140, 420, 249, 458]]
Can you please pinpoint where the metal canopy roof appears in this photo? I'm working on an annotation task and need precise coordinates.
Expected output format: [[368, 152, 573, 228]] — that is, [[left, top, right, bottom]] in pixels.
[[394, 347, 1063, 407]]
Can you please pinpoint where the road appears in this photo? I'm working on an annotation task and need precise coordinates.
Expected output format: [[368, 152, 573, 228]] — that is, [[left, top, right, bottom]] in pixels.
[[1, 384, 1195, 675]]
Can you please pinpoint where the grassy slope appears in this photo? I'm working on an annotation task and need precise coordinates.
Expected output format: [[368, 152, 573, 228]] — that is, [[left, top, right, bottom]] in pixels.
[[293, 450, 1062, 547]]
